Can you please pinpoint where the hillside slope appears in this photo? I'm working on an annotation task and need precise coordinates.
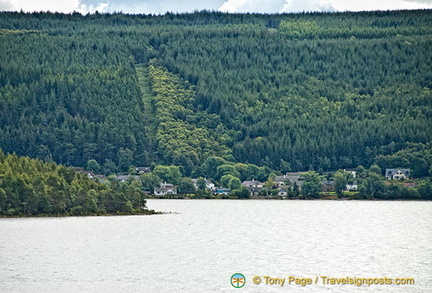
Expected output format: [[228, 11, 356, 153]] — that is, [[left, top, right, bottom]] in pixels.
[[0, 11, 431, 176]]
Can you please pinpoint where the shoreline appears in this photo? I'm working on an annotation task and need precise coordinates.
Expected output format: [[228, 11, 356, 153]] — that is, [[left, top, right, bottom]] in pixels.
[[0, 209, 161, 219], [145, 197, 432, 201], [2, 198, 430, 218]]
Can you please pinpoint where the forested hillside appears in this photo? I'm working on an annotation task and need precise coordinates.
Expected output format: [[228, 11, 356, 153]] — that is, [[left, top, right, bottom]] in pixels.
[[0, 10, 431, 177], [0, 150, 150, 216]]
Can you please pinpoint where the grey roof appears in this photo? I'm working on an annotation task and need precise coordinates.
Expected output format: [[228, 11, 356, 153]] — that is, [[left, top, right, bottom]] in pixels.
[[117, 175, 130, 181], [160, 182, 175, 188], [286, 172, 306, 176], [242, 180, 263, 186], [386, 169, 410, 176], [116, 175, 140, 181], [154, 187, 177, 194]]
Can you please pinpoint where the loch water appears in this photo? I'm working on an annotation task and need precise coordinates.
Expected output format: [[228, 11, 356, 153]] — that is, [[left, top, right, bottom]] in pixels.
[[0, 199, 431, 292]]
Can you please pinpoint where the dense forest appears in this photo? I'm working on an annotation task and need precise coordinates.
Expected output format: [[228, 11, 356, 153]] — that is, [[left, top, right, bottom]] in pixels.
[[0, 10, 431, 178], [0, 149, 151, 216]]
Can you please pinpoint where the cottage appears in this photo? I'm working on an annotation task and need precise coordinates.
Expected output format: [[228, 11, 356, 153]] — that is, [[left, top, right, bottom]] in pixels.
[[242, 179, 263, 188], [154, 187, 177, 196], [135, 167, 151, 174], [346, 181, 358, 191], [116, 175, 140, 183], [93, 174, 107, 183], [277, 188, 288, 197], [73, 168, 95, 178], [277, 172, 306, 191], [274, 175, 287, 188], [154, 182, 177, 196], [116, 175, 130, 182], [321, 181, 335, 192], [242, 179, 264, 195], [191, 178, 216, 191], [344, 169, 357, 178], [385, 169, 410, 180]]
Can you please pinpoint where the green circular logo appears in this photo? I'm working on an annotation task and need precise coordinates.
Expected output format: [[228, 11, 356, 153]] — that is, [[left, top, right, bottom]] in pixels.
[[231, 273, 246, 288]]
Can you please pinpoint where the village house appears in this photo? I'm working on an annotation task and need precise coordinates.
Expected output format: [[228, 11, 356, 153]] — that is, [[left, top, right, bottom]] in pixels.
[[274, 175, 286, 188], [344, 169, 357, 178], [277, 188, 288, 197], [321, 181, 335, 192], [322, 180, 357, 192], [241, 179, 264, 195], [116, 175, 140, 183], [73, 167, 95, 178], [385, 169, 410, 180], [116, 175, 129, 182], [93, 174, 107, 183], [154, 182, 177, 196], [135, 167, 151, 174], [346, 181, 358, 191], [275, 172, 305, 191], [191, 178, 216, 191]]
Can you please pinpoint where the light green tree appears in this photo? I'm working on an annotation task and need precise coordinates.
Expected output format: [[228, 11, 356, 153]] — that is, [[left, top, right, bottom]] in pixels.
[[86, 159, 101, 173], [140, 173, 162, 192], [333, 169, 352, 196], [178, 178, 196, 195], [228, 177, 242, 190], [196, 177, 207, 191], [300, 171, 323, 198], [153, 165, 182, 184]]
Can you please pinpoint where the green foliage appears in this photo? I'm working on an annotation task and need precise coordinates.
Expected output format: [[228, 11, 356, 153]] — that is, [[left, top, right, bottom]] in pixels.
[[229, 177, 242, 190], [230, 187, 251, 199], [300, 171, 324, 198], [86, 159, 101, 174], [140, 172, 162, 192], [152, 165, 182, 184], [333, 169, 352, 195], [0, 10, 431, 177], [359, 172, 385, 199], [369, 165, 382, 175], [146, 61, 232, 175], [416, 180, 432, 200], [263, 176, 276, 196], [0, 150, 149, 216], [279, 20, 320, 38], [196, 177, 207, 190], [375, 143, 432, 177], [220, 174, 242, 190], [178, 177, 196, 195], [220, 174, 235, 189], [215, 164, 239, 180]]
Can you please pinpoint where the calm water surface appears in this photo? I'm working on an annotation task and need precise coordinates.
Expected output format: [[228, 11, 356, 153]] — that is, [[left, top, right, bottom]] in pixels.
[[0, 200, 431, 292]]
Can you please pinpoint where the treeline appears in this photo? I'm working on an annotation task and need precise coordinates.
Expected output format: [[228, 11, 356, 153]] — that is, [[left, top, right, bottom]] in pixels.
[[296, 168, 432, 201], [158, 15, 432, 171], [0, 10, 431, 177], [0, 23, 150, 171], [0, 150, 150, 216]]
